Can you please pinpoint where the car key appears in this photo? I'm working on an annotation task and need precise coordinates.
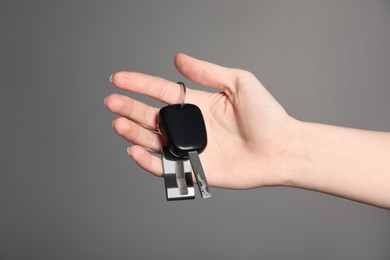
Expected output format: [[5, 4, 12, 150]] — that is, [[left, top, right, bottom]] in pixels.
[[159, 103, 211, 198], [158, 83, 211, 199]]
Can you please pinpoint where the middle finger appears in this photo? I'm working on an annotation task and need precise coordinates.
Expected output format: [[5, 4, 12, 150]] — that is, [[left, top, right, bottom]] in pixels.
[[105, 93, 159, 131]]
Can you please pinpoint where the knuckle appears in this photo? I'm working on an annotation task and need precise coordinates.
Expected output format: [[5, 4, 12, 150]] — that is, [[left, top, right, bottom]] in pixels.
[[145, 107, 158, 127], [232, 69, 258, 88], [159, 84, 171, 103], [234, 69, 256, 81], [149, 134, 161, 151]]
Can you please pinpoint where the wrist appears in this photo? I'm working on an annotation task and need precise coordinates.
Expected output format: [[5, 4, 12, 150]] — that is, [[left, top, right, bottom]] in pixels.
[[254, 116, 308, 188], [277, 118, 309, 188]]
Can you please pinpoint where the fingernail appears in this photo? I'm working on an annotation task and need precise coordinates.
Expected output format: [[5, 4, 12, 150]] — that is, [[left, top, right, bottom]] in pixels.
[[109, 74, 113, 83], [104, 96, 108, 105], [127, 147, 131, 156], [112, 119, 115, 128]]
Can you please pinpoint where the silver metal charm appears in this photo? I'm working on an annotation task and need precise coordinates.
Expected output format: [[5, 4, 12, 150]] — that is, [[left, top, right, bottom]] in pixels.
[[161, 147, 195, 200]]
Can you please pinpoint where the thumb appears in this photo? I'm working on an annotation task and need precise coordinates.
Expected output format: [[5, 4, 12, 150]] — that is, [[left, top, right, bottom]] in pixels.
[[174, 53, 239, 92]]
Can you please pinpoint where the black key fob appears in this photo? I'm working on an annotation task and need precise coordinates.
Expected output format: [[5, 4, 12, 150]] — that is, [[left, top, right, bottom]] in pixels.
[[158, 103, 207, 158]]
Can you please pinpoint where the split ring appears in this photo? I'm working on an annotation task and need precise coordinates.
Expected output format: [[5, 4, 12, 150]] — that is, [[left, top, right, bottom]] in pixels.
[[177, 82, 186, 108]]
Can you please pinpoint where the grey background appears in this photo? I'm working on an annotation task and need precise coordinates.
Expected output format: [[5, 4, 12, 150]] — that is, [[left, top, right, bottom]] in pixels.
[[0, 0, 389, 259]]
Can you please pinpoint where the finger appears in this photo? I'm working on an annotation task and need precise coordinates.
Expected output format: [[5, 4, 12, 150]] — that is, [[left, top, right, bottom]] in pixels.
[[105, 93, 159, 130], [113, 117, 163, 152], [110, 71, 192, 105], [127, 145, 163, 177], [174, 53, 241, 92]]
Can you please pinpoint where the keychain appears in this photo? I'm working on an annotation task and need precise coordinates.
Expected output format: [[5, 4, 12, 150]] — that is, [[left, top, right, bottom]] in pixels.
[[158, 82, 211, 201]]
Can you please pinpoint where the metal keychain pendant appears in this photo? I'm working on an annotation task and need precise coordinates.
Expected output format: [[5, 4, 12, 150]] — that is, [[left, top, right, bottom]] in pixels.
[[161, 147, 195, 200]]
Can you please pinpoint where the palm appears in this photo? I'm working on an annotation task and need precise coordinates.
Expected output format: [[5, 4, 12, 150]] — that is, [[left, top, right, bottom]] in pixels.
[[184, 75, 289, 188]]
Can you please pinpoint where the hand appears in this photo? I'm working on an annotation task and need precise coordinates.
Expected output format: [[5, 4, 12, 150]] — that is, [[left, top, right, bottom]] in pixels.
[[105, 53, 297, 189]]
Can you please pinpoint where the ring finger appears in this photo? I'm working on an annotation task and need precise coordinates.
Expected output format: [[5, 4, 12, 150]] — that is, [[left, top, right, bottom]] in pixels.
[[113, 117, 163, 152]]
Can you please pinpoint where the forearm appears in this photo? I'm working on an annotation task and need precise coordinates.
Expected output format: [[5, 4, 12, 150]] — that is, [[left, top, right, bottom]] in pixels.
[[285, 119, 390, 209]]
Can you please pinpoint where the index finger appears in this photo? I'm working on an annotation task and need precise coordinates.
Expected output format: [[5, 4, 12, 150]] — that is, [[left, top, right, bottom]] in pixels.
[[110, 71, 186, 105]]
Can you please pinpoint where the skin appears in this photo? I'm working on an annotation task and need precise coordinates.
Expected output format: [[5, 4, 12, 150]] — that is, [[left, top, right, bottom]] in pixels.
[[105, 53, 390, 209]]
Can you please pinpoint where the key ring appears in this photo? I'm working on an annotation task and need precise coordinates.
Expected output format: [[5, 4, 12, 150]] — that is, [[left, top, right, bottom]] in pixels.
[[177, 82, 186, 109]]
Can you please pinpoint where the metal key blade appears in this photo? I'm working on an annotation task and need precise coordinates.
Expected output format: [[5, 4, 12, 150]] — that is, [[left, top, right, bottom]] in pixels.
[[188, 151, 211, 199]]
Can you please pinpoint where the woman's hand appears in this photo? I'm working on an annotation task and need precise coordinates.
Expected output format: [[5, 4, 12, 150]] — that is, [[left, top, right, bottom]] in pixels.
[[105, 53, 296, 189]]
